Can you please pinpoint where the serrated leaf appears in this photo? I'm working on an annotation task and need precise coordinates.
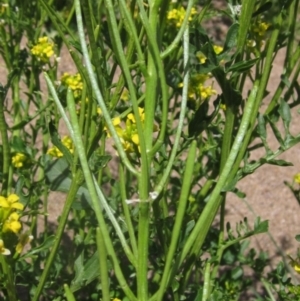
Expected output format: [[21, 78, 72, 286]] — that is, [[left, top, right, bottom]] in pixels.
[[88, 153, 112, 172], [254, 219, 268, 234], [70, 251, 100, 292]]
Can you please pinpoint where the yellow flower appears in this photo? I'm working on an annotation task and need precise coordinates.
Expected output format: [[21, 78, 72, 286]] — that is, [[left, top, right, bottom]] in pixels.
[[16, 233, 34, 254], [0, 194, 24, 211], [0, 239, 10, 255], [127, 107, 145, 123], [253, 21, 270, 37], [220, 103, 226, 111], [47, 136, 74, 158], [213, 45, 223, 55], [31, 36, 55, 63], [289, 256, 300, 274], [167, 7, 197, 28], [12, 152, 27, 168], [196, 52, 207, 64], [112, 299, 121, 301], [120, 89, 129, 102], [294, 173, 300, 184], [2, 212, 22, 234], [60, 72, 83, 99]]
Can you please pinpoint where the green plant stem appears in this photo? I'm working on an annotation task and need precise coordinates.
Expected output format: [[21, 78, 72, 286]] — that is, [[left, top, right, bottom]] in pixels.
[[64, 284, 77, 301], [161, 0, 196, 59], [96, 227, 110, 301], [44, 73, 74, 137], [89, 0, 145, 176], [119, 163, 138, 257], [137, 201, 150, 300], [32, 171, 83, 301], [261, 278, 276, 301], [236, 1, 256, 52], [92, 174, 137, 266], [170, 80, 259, 278], [0, 94, 10, 196], [155, 140, 197, 301], [0, 256, 17, 301], [202, 262, 211, 301], [66, 88, 136, 300], [154, 27, 190, 196], [135, 0, 169, 156], [229, 11, 283, 178]]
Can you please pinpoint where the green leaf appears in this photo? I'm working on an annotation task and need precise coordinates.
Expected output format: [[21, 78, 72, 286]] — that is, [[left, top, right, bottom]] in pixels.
[[253, 218, 268, 234], [279, 98, 291, 133], [226, 58, 259, 74], [231, 266, 243, 280], [295, 235, 300, 242], [166, 69, 183, 88], [257, 113, 267, 141], [71, 251, 100, 292], [188, 101, 209, 137], [252, 2, 272, 17], [45, 158, 92, 209], [266, 159, 293, 167], [20, 236, 55, 260], [224, 23, 239, 51], [88, 153, 112, 172]]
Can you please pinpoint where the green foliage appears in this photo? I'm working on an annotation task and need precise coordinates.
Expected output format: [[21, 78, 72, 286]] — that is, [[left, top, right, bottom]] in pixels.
[[0, 0, 299, 300]]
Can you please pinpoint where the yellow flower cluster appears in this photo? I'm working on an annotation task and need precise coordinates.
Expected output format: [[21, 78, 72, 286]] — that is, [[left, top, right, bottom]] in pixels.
[[12, 152, 27, 168], [31, 37, 54, 63], [167, 7, 197, 28], [106, 108, 151, 153], [61, 72, 83, 99], [196, 45, 224, 64], [247, 19, 270, 50], [180, 74, 216, 103], [0, 194, 32, 255], [47, 136, 74, 158]]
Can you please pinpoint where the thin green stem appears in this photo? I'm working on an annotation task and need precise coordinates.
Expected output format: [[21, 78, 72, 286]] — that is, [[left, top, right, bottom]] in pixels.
[[0, 256, 17, 301], [171, 80, 260, 276], [64, 284, 77, 301], [32, 171, 83, 301], [230, 11, 283, 178], [75, 0, 140, 175], [93, 174, 137, 267], [155, 140, 197, 301], [44, 73, 74, 138], [66, 87, 137, 300], [161, 0, 196, 59], [0, 93, 10, 196], [96, 227, 110, 301], [202, 262, 211, 301], [119, 163, 138, 257], [154, 27, 190, 196]]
